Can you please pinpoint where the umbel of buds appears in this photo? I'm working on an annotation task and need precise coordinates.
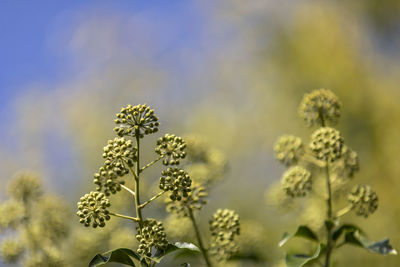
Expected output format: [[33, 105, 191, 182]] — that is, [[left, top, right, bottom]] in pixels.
[[274, 135, 303, 166], [159, 168, 192, 201], [348, 185, 378, 218], [136, 219, 168, 257], [103, 137, 137, 176], [166, 183, 208, 217], [0, 239, 23, 263], [310, 127, 344, 162], [209, 209, 240, 261], [281, 166, 312, 197], [93, 166, 125, 196], [77, 192, 111, 228], [114, 104, 159, 138], [155, 134, 187, 165]]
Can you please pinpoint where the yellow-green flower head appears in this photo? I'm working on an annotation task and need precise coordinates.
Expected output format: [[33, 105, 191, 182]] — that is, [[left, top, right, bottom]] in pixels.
[[155, 134, 187, 165], [310, 127, 344, 162], [94, 166, 125, 196], [281, 166, 312, 197], [166, 183, 208, 217], [76, 192, 111, 228], [114, 104, 159, 138], [299, 89, 341, 127], [0, 201, 25, 230], [209, 209, 240, 261], [159, 168, 192, 201], [7, 172, 42, 202], [24, 247, 66, 267], [0, 239, 23, 263], [348, 185, 378, 218], [103, 137, 137, 176], [136, 219, 168, 257], [342, 146, 360, 177], [274, 135, 304, 166]]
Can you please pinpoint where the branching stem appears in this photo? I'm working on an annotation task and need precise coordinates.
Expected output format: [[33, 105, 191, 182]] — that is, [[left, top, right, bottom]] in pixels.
[[121, 184, 135, 197], [109, 212, 139, 222], [139, 191, 166, 209], [140, 156, 163, 173]]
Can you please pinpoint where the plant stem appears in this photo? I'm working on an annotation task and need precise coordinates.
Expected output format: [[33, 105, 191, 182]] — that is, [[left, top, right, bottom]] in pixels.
[[139, 191, 166, 209], [134, 135, 144, 229], [188, 208, 213, 267], [121, 184, 135, 196], [324, 160, 333, 267], [109, 212, 139, 222], [140, 156, 163, 173]]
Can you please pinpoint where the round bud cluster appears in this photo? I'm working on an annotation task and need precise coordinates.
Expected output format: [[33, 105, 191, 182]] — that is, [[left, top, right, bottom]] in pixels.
[[348, 185, 378, 218], [342, 146, 360, 177], [281, 166, 312, 197], [299, 89, 341, 127], [310, 127, 344, 162], [155, 134, 187, 165], [136, 219, 168, 257], [114, 104, 159, 138], [274, 135, 304, 166], [103, 137, 137, 176], [209, 209, 240, 262], [7, 172, 42, 202], [93, 166, 125, 196], [159, 168, 192, 201], [0, 239, 23, 263], [76, 192, 111, 228], [166, 183, 208, 216], [0, 201, 25, 230]]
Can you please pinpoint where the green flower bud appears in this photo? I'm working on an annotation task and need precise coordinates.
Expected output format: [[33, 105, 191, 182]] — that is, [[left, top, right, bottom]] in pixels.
[[348, 185, 378, 218], [209, 209, 240, 262], [342, 146, 360, 177], [114, 104, 159, 138], [281, 166, 312, 197], [0, 200, 25, 230], [7, 172, 42, 202], [76, 191, 111, 228], [94, 166, 125, 196], [103, 137, 137, 176], [0, 239, 23, 263], [136, 219, 168, 257], [159, 168, 192, 201], [310, 127, 344, 162], [274, 135, 304, 166], [299, 89, 341, 127], [166, 183, 208, 217], [155, 134, 187, 165]]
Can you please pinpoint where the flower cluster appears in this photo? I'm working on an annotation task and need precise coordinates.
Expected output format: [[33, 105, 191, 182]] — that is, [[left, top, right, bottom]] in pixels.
[[114, 104, 159, 138], [166, 183, 208, 216], [209, 209, 240, 261], [299, 89, 341, 127], [310, 127, 344, 162], [76, 192, 111, 228], [93, 166, 125, 196], [7, 172, 42, 203], [136, 219, 168, 257], [0, 239, 23, 263], [102, 137, 137, 176], [155, 134, 187, 165], [274, 135, 304, 166], [159, 168, 192, 201], [348, 185, 378, 218], [281, 166, 312, 197]]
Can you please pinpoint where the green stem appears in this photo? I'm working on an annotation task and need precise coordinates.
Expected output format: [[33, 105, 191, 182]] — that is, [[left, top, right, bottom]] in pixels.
[[121, 184, 135, 196], [188, 208, 213, 267], [139, 191, 166, 209], [109, 212, 139, 222], [134, 135, 144, 229], [140, 156, 163, 173], [324, 161, 333, 267]]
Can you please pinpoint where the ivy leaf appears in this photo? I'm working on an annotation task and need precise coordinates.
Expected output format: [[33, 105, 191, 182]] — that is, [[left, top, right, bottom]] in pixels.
[[332, 224, 364, 241], [343, 231, 397, 255], [279, 226, 319, 247], [89, 248, 143, 267], [149, 242, 200, 263], [285, 244, 323, 267]]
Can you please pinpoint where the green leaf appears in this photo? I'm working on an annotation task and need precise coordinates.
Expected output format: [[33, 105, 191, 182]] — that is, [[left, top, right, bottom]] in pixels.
[[285, 244, 323, 267], [332, 224, 364, 241], [279, 226, 319, 247], [89, 248, 141, 267], [150, 242, 200, 263], [343, 231, 397, 255]]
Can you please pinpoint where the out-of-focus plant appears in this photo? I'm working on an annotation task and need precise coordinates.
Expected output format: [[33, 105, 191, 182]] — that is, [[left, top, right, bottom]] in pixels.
[[274, 89, 397, 267], [0, 172, 70, 266], [76, 104, 240, 267]]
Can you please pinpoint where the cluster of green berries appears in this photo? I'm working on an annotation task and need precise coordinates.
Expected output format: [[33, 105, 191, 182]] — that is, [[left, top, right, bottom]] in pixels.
[[281, 166, 312, 197], [77, 192, 111, 228], [93, 166, 125, 196], [274, 135, 304, 166], [159, 168, 192, 201], [114, 104, 159, 138], [0, 239, 23, 263], [8, 172, 42, 203], [209, 209, 240, 261], [299, 88, 341, 127], [136, 219, 168, 257], [348, 185, 378, 218], [103, 137, 137, 175], [310, 127, 344, 162], [166, 183, 208, 216], [155, 134, 187, 165], [341, 146, 360, 177]]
